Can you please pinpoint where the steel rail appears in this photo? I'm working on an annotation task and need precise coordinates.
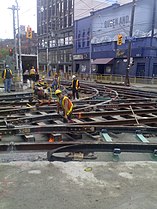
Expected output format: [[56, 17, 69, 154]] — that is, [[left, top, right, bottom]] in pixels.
[[74, 108, 157, 118], [81, 81, 157, 98], [0, 113, 61, 125], [36, 101, 157, 112], [0, 98, 152, 107], [75, 116, 157, 126], [0, 124, 157, 135], [71, 90, 118, 112], [0, 106, 35, 116], [0, 101, 37, 106], [0, 92, 33, 98], [0, 142, 157, 161], [47, 143, 157, 161], [1, 108, 157, 125]]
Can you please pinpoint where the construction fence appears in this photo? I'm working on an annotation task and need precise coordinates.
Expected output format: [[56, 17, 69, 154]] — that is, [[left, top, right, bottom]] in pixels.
[[61, 73, 157, 86]]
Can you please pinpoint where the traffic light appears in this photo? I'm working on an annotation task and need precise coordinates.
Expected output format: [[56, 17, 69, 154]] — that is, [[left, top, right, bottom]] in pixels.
[[9, 48, 13, 56], [117, 34, 123, 45], [26, 26, 32, 39]]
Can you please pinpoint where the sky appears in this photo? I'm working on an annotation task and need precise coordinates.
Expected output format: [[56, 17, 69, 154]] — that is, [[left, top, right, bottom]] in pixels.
[[0, 0, 37, 39], [0, 0, 131, 39]]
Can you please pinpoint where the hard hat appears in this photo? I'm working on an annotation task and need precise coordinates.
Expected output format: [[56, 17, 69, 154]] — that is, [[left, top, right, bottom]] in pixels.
[[42, 76, 45, 79], [6, 65, 9, 68], [72, 75, 76, 79], [55, 89, 62, 95]]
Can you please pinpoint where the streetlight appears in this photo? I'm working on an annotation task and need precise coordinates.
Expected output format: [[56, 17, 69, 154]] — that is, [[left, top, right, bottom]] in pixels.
[[15, 0, 23, 85], [8, 5, 18, 71]]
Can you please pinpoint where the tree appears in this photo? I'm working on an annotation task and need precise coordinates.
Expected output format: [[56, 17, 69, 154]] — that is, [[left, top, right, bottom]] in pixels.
[[0, 48, 10, 60]]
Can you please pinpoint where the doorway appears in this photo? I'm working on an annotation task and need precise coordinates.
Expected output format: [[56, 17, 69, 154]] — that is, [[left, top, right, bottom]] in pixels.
[[136, 63, 145, 77]]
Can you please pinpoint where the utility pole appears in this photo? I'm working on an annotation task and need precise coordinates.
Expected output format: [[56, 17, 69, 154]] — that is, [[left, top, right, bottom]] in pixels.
[[89, 11, 94, 74], [150, 0, 156, 47], [125, 0, 136, 86], [15, 0, 23, 85], [8, 5, 18, 70], [46, 0, 49, 76]]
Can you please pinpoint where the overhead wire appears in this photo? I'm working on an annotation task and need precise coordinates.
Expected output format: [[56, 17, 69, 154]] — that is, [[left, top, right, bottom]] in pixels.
[[21, 6, 36, 15], [74, 0, 110, 19]]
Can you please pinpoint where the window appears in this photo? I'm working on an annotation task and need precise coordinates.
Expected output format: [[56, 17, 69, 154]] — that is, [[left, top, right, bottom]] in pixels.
[[78, 32, 81, 48], [58, 38, 64, 46], [42, 39, 45, 48], [69, 14, 72, 26], [136, 63, 145, 77], [69, 36, 73, 44], [64, 0, 67, 11], [65, 36, 69, 45], [49, 40, 53, 47], [64, 16, 68, 28], [82, 30, 85, 47], [87, 29, 90, 47], [69, 0, 73, 10], [153, 64, 157, 77]]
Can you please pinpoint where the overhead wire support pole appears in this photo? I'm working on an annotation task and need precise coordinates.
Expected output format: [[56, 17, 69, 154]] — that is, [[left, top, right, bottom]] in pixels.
[[15, 0, 23, 85], [125, 0, 136, 86], [8, 5, 18, 71], [89, 10, 94, 75], [46, 0, 49, 76]]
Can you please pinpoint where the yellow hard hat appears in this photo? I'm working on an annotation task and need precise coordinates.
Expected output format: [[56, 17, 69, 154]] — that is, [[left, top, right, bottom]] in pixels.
[[42, 76, 45, 79], [55, 89, 62, 95]]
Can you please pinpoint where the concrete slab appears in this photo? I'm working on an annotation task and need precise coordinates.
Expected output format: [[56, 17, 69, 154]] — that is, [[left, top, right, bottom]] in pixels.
[[0, 160, 157, 209]]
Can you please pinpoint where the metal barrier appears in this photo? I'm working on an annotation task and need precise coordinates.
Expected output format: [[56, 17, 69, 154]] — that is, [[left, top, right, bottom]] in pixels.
[[2, 72, 156, 88], [61, 73, 157, 86]]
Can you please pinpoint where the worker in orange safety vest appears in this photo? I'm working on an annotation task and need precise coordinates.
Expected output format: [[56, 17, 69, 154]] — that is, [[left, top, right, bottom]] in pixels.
[[55, 89, 73, 122]]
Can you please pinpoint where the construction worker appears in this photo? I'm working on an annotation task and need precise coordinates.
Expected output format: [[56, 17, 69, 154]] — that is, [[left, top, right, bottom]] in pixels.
[[29, 66, 36, 81], [72, 75, 80, 100], [34, 76, 50, 100], [37, 76, 47, 87], [55, 89, 73, 122], [29, 66, 36, 89], [2, 65, 13, 93], [52, 73, 60, 90]]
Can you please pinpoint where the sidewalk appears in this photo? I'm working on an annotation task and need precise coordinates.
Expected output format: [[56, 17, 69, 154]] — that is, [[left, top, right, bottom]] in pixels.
[[131, 83, 157, 92]]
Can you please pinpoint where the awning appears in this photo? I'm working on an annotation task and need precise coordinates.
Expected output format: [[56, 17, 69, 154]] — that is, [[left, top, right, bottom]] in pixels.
[[91, 58, 113, 65]]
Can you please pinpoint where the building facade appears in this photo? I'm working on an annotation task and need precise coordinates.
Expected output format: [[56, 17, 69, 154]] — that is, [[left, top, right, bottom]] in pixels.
[[37, 0, 111, 74], [37, 0, 74, 74], [74, 0, 157, 77]]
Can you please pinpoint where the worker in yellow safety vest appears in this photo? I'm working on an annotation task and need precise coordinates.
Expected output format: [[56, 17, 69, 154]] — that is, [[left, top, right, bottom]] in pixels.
[[29, 66, 36, 82], [72, 75, 80, 99], [2, 65, 13, 93], [55, 89, 73, 122]]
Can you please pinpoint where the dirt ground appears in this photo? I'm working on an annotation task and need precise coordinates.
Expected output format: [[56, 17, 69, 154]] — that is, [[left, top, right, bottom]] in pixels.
[[1, 159, 157, 209]]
